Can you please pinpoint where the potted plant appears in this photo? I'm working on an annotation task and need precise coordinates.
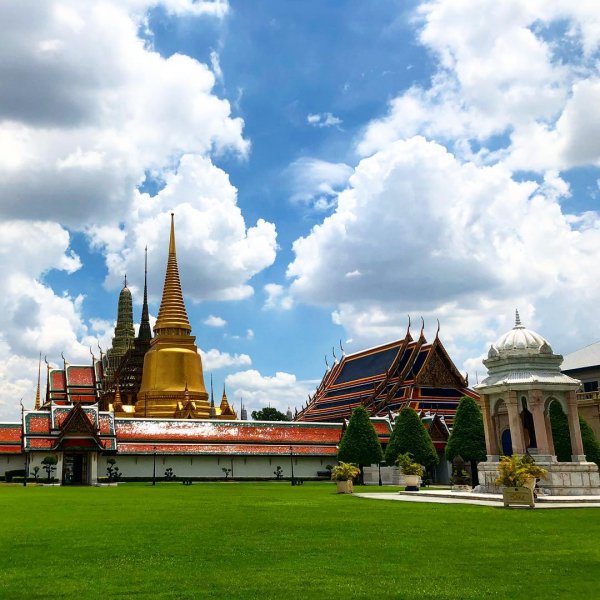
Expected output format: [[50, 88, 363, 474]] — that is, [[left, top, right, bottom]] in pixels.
[[495, 455, 548, 507], [331, 462, 360, 493], [396, 452, 424, 491]]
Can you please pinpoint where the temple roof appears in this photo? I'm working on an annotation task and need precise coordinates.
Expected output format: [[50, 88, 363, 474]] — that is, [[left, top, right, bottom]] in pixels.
[[3, 409, 391, 456], [296, 329, 475, 426], [0, 423, 22, 454]]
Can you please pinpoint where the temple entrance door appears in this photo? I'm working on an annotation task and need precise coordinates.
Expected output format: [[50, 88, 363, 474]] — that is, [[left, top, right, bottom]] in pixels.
[[501, 429, 513, 456], [63, 454, 88, 485]]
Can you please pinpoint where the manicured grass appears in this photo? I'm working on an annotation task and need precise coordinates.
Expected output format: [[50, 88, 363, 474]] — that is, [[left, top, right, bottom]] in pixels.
[[1, 482, 599, 599]]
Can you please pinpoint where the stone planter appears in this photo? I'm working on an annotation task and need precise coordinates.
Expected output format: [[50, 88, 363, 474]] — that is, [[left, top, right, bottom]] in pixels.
[[404, 474, 420, 491], [502, 486, 535, 508], [336, 480, 353, 494]]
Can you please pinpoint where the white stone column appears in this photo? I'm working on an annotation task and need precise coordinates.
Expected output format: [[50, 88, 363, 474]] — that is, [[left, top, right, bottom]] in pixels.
[[506, 391, 526, 455], [566, 391, 586, 462]]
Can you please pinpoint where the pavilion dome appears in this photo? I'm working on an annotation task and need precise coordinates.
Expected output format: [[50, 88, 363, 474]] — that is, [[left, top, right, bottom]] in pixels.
[[489, 310, 552, 358]]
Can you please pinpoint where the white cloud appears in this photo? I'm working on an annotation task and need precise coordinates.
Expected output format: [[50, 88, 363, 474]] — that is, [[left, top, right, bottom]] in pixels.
[[358, 1, 600, 172], [204, 314, 227, 327], [0, 1, 246, 228], [263, 283, 293, 311], [307, 112, 342, 128], [288, 135, 600, 375], [94, 155, 277, 302], [200, 348, 252, 371], [288, 157, 352, 211], [225, 369, 316, 415]]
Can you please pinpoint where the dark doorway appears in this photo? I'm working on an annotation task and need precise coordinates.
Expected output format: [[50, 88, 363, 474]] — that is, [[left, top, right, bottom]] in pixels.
[[63, 454, 88, 485], [501, 429, 513, 456]]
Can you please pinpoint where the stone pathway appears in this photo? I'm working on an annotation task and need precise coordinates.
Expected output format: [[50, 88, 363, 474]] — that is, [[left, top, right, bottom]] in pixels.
[[355, 489, 600, 509]]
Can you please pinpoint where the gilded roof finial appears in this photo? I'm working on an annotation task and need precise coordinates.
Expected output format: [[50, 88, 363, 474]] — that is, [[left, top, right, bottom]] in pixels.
[[34, 352, 41, 410], [515, 308, 522, 328], [154, 212, 192, 336]]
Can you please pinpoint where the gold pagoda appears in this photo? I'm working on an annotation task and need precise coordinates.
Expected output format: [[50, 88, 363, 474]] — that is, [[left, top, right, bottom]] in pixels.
[[135, 213, 211, 418]]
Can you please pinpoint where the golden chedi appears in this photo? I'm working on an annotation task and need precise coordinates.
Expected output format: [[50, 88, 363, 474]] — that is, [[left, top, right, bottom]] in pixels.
[[136, 213, 210, 418]]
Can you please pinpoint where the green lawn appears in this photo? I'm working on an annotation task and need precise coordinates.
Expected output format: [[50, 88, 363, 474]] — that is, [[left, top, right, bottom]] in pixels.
[[0, 482, 598, 599]]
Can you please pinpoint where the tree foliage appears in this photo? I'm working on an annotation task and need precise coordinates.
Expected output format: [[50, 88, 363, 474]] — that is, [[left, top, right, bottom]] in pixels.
[[549, 401, 600, 468], [385, 408, 439, 468], [580, 417, 600, 469], [549, 402, 571, 461], [251, 407, 289, 421], [337, 406, 383, 466], [445, 397, 487, 463]]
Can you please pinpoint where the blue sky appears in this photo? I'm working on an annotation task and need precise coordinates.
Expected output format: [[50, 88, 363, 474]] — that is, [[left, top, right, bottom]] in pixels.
[[2, 0, 600, 419]]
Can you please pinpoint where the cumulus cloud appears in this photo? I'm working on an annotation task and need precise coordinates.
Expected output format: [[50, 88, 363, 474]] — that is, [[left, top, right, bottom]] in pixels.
[[200, 348, 252, 370], [204, 315, 227, 327], [0, 1, 246, 228], [0, 221, 116, 420], [280, 0, 600, 383], [288, 136, 600, 373], [358, 1, 600, 172], [93, 155, 277, 301], [225, 369, 316, 415]]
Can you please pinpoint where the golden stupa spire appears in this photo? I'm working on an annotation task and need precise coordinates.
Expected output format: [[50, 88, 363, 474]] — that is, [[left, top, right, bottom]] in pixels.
[[154, 213, 192, 336], [34, 352, 41, 410]]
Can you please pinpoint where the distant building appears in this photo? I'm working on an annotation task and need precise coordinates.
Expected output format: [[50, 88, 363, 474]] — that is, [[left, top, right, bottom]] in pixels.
[[561, 342, 600, 437]]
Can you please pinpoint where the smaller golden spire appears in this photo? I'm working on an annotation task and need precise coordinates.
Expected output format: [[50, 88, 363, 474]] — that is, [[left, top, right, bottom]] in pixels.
[[34, 353, 41, 410], [114, 385, 123, 410]]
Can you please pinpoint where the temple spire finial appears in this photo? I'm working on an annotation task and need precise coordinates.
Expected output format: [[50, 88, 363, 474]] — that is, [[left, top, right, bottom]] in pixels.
[[515, 309, 522, 328], [34, 352, 41, 410], [153, 212, 191, 335], [169, 212, 176, 255], [124, 274, 127, 288]]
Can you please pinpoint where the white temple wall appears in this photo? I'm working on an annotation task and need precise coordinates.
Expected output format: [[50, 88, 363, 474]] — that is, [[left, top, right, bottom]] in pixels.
[[97, 454, 331, 480]]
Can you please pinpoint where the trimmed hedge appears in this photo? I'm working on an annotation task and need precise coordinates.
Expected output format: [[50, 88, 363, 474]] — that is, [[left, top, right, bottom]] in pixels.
[[4, 469, 26, 483]]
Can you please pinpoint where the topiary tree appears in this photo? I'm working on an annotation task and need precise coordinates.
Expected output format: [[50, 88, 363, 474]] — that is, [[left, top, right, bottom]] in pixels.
[[549, 401, 600, 468], [445, 396, 487, 486], [41, 455, 58, 483], [384, 408, 438, 470], [337, 406, 383, 483]]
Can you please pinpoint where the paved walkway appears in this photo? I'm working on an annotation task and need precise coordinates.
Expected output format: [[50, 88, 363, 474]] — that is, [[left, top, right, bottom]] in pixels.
[[355, 489, 600, 509]]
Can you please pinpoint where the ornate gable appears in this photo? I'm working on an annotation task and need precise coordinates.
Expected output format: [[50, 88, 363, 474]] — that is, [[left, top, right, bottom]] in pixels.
[[60, 404, 97, 436], [415, 344, 465, 387]]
